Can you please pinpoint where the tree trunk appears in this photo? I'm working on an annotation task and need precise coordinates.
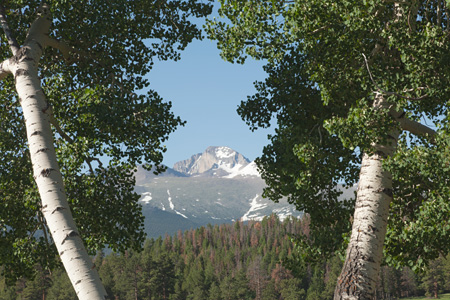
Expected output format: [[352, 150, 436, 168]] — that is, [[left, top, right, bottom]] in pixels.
[[334, 93, 399, 299], [9, 4, 108, 300]]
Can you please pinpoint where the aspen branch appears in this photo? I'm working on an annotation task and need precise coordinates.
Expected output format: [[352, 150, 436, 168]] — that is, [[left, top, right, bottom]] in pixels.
[[0, 58, 13, 80], [0, 4, 20, 56], [308, 25, 330, 35], [43, 104, 75, 144], [397, 117, 437, 142], [45, 37, 81, 62], [43, 104, 102, 173], [362, 53, 429, 101], [46, 37, 122, 90]]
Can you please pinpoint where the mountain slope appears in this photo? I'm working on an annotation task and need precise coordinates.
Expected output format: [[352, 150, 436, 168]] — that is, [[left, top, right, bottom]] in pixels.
[[134, 146, 353, 239]]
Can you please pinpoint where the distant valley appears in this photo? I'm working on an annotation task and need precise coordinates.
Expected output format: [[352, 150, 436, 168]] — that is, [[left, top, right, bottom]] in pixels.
[[134, 146, 303, 238]]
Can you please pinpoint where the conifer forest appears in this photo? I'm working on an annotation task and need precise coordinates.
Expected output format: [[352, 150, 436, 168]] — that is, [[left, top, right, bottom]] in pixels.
[[1, 215, 449, 300]]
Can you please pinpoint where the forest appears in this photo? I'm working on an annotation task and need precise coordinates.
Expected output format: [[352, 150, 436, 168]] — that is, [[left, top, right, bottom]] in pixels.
[[1, 214, 449, 300]]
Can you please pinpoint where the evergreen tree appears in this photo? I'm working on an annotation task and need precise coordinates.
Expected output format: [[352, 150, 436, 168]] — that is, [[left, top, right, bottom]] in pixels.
[[261, 281, 279, 300], [322, 256, 342, 299], [279, 278, 306, 300], [208, 282, 222, 300], [46, 268, 77, 300], [0, 275, 15, 300], [15, 266, 50, 300], [421, 256, 446, 298], [306, 265, 326, 300], [399, 267, 419, 298]]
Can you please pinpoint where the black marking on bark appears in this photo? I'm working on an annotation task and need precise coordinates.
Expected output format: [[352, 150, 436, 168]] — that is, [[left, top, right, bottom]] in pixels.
[[366, 256, 375, 263], [375, 150, 387, 159], [61, 230, 79, 245], [36, 41, 43, 51], [75, 280, 82, 285], [368, 225, 378, 233], [51, 206, 65, 214], [36, 148, 49, 153], [31, 130, 42, 136], [382, 188, 393, 197], [397, 111, 406, 119], [59, 250, 65, 256], [15, 68, 28, 77], [40, 168, 55, 177]]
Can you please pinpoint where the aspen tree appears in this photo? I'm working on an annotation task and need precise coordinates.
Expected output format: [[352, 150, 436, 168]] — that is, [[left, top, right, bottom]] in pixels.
[[0, 1, 212, 299], [207, 0, 450, 298]]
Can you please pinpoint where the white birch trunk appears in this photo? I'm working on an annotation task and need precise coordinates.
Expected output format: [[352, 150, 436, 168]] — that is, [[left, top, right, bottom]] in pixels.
[[334, 93, 399, 299], [7, 5, 108, 300]]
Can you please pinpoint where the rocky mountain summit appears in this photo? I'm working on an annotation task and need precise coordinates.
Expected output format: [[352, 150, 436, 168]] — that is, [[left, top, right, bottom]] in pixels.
[[134, 146, 303, 238], [172, 146, 257, 178]]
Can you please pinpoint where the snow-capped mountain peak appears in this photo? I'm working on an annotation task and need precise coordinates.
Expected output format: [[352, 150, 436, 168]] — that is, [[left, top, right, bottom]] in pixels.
[[215, 146, 236, 159], [172, 146, 259, 178]]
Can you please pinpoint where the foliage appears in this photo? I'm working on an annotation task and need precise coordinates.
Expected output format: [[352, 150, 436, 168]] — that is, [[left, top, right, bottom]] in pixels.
[[0, 0, 213, 283], [206, 0, 450, 268], [3, 215, 450, 299]]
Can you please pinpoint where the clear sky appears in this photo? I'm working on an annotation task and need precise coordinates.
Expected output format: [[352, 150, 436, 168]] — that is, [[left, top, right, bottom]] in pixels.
[[146, 33, 274, 167]]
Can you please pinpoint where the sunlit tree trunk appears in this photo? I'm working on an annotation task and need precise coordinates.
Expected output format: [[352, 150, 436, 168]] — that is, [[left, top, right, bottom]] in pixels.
[[3, 4, 108, 300], [334, 93, 399, 299]]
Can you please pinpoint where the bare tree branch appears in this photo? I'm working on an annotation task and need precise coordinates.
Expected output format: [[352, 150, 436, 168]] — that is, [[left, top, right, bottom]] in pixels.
[[0, 4, 20, 56]]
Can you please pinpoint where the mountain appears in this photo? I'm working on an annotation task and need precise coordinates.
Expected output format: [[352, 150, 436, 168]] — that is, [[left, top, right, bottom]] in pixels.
[[134, 146, 354, 239], [172, 146, 255, 178], [134, 165, 187, 186]]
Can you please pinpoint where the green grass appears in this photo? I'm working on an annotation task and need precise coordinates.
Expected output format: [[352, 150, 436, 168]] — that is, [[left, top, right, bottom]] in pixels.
[[402, 293, 450, 300]]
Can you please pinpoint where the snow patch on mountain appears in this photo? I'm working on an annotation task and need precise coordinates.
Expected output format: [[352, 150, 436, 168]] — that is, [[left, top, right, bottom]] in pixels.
[[166, 189, 188, 218], [139, 192, 152, 204], [241, 194, 269, 221], [175, 211, 188, 219], [273, 207, 296, 221], [167, 190, 174, 210], [225, 161, 260, 178], [215, 146, 236, 159]]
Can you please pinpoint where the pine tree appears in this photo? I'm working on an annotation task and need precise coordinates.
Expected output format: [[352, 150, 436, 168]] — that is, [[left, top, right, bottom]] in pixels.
[[46, 268, 77, 300], [421, 256, 446, 298]]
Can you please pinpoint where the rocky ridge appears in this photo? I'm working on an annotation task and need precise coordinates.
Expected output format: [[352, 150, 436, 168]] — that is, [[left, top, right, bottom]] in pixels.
[[172, 146, 254, 177], [134, 146, 303, 238]]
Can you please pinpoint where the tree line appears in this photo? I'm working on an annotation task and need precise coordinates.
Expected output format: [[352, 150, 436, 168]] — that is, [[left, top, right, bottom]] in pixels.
[[1, 214, 449, 300]]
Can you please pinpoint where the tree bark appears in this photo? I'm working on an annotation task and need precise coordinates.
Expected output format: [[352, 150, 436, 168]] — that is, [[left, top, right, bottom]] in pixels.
[[334, 93, 399, 299], [7, 4, 108, 300]]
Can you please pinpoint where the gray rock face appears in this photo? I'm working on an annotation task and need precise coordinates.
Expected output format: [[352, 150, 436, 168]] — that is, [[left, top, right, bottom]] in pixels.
[[173, 146, 251, 177]]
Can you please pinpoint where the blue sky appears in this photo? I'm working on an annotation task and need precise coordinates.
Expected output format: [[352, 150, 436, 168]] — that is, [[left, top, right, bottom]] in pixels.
[[147, 35, 274, 167]]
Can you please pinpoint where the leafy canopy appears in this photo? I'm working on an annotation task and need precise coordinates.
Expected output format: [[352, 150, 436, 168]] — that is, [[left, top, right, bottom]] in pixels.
[[0, 0, 213, 283]]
